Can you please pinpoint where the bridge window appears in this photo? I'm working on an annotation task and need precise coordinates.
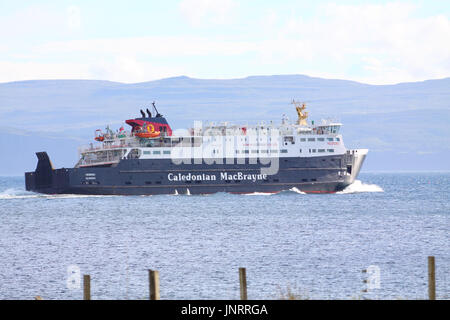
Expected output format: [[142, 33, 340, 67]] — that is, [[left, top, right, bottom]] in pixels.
[[308, 138, 315, 142], [327, 149, 334, 152]]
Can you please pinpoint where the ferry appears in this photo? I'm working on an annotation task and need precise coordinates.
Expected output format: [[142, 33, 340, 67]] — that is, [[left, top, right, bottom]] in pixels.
[[25, 101, 368, 195]]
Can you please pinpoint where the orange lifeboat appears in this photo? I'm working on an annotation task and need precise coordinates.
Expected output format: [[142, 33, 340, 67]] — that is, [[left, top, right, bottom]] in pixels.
[[135, 123, 161, 138], [136, 131, 161, 138], [94, 129, 105, 141]]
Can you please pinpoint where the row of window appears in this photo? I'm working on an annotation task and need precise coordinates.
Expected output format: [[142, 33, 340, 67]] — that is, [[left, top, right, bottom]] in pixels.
[[299, 137, 340, 142], [140, 148, 335, 156], [308, 149, 335, 153], [235, 150, 279, 154], [143, 150, 171, 155], [281, 149, 335, 153]]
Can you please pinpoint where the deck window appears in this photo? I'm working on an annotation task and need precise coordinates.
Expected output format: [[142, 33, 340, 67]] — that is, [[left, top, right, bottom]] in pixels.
[[308, 138, 315, 142]]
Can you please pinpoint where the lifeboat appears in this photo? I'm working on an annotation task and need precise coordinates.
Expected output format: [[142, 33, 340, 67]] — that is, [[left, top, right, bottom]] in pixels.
[[136, 131, 160, 138], [135, 123, 161, 138], [94, 129, 105, 141]]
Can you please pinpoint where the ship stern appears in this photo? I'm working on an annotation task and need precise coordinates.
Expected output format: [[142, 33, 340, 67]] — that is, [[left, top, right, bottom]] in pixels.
[[25, 152, 69, 194]]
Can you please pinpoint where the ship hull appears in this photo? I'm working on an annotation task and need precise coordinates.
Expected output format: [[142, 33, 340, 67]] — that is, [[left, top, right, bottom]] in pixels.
[[25, 151, 367, 195]]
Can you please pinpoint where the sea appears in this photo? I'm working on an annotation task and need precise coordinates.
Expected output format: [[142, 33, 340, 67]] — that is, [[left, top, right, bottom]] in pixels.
[[0, 172, 448, 300]]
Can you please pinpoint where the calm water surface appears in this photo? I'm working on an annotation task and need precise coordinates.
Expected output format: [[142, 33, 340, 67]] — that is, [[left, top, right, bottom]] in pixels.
[[0, 172, 448, 300]]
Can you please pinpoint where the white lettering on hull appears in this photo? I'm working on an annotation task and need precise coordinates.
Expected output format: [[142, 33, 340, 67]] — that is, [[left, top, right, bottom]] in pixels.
[[168, 172, 268, 182]]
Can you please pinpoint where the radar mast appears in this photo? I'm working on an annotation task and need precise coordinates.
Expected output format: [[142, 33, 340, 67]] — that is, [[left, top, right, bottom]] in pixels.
[[292, 99, 309, 126]]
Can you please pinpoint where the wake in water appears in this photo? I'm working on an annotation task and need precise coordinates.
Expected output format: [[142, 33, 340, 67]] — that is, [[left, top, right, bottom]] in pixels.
[[243, 191, 277, 196], [289, 187, 306, 194], [336, 180, 384, 194], [0, 188, 113, 200]]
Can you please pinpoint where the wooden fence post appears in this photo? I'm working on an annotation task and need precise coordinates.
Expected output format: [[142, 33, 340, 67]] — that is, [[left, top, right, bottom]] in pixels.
[[428, 256, 436, 300], [149, 269, 160, 300], [83, 275, 91, 300], [239, 267, 247, 300]]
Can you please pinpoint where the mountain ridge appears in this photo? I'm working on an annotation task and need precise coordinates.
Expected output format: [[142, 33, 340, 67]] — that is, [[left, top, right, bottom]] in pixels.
[[1, 74, 449, 175]]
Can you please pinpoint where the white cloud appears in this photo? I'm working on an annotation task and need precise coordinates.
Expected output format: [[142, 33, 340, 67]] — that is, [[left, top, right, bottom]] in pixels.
[[179, 0, 237, 26], [0, 5, 71, 39], [34, 36, 255, 57], [0, 58, 184, 83], [0, 61, 91, 83], [273, 2, 450, 83], [0, 2, 449, 84]]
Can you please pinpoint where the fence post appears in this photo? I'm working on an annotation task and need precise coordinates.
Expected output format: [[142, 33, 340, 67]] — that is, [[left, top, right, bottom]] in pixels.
[[149, 269, 160, 300], [239, 267, 247, 300], [83, 275, 91, 300], [428, 256, 436, 300]]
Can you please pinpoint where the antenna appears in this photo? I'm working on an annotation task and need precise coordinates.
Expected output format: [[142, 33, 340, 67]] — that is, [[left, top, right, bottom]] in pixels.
[[152, 101, 162, 117]]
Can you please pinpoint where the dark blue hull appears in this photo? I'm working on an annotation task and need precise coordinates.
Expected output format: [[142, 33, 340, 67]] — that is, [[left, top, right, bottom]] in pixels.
[[25, 152, 364, 195]]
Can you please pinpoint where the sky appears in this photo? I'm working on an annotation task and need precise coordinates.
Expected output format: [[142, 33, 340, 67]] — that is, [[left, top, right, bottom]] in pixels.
[[0, 0, 449, 84]]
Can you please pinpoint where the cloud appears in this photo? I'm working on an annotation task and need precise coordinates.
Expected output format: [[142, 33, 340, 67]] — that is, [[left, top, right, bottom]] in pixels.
[[0, 2, 449, 84], [35, 36, 254, 57], [0, 61, 91, 83], [0, 5, 71, 39], [273, 2, 450, 83], [0, 57, 184, 83], [179, 0, 237, 26]]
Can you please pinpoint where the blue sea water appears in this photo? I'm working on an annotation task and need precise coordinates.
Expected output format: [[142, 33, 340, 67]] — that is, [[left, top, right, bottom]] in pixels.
[[0, 172, 448, 300]]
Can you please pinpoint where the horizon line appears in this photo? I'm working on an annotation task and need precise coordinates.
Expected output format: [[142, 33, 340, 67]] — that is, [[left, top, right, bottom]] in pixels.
[[1, 73, 449, 87]]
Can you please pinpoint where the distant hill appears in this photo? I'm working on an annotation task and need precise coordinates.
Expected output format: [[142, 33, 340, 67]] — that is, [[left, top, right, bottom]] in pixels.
[[1, 75, 449, 175]]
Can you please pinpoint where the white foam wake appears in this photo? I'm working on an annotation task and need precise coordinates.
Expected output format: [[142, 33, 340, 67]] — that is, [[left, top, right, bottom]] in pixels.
[[0, 188, 113, 200], [243, 191, 276, 196], [336, 180, 384, 194], [0, 188, 37, 199], [289, 187, 306, 194]]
